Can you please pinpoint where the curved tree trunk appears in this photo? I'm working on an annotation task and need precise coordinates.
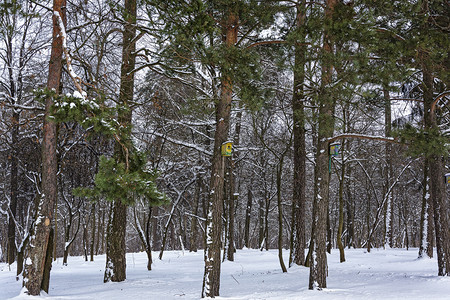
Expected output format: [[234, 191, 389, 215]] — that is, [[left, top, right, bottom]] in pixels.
[[22, 0, 65, 295]]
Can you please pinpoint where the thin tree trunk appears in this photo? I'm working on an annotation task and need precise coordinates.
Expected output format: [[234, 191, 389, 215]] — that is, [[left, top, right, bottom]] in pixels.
[[418, 160, 430, 258], [190, 175, 201, 252], [90, 203, 96, 261], [22, 1, 65, 294], [244, 183, 253, 248], [226, 105, 242, 261], [152, 207, 161, 251], [345, 167, 354, 248], [337, 141, 345, 262], [226, 161, 236, 261], [383, 88, 394, 248], [258, 197, 265, 248], [277, 165, 287, 273]]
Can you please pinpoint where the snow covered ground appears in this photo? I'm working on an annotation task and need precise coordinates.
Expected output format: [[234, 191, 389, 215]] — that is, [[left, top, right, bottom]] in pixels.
[[1, 248, 449, 299]]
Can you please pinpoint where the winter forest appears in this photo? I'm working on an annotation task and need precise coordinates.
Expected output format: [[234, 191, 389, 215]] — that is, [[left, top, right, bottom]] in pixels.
[[0, 0, 449, 298]]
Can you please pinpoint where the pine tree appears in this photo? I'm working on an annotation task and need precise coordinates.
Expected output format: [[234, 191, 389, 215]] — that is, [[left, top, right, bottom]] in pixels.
[[22, 0, 65, 295]]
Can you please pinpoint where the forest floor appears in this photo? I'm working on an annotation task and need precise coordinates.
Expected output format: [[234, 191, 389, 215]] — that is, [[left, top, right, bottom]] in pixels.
[[1, 248, 449, 299]]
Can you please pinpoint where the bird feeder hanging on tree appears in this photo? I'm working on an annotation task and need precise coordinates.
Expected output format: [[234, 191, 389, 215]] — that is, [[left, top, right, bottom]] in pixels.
[[445, 173, 450, 185], [221, 141, 233, 157]]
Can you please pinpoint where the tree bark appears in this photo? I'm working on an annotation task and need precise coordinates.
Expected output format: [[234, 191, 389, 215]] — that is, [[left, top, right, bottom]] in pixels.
[[7, 111, 19, 265], [244, 183, 253, 248], [309, 0, 337, 290], [337, 141, 345, 262], [383, 88, 394, 248], [422, 58, 450, 275], [277, 165, 288, 273], [418, 159, 431, 258], [104, 0, 137, 282], [90, 203, 96, 262], [202, 12, 238, 298], [290, 0, 307, 267], [22, 0, 65, 295]]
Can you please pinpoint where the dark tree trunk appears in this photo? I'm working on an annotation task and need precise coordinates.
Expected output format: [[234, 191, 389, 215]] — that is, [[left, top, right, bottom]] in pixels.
[[202, 12, 237, 297], [426, 183, 434, 258], [345, 167, 354, 248], [152, 207, 161, 251], [90, 203, 96, 261], [422, 60, 450, 275], [104, 200, 127, 282], [277, 165, 287, 273], [290, 0, 307, 268], [337, 141, 346, 262], [309, 0, 337, 290], [225, 106, 242, 261], [41, 228, 54, 293], [244, 183, 252, 248], [22, 1, 65, 294], [104, 0, 137, 283]]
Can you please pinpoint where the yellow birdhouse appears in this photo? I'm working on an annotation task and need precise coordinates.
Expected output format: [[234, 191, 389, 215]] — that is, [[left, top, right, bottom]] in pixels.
[[221, 141, 233, 157]]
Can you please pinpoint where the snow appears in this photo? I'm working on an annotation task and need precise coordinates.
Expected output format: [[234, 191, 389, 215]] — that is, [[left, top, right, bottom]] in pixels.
[[1, 249, 449, 299]]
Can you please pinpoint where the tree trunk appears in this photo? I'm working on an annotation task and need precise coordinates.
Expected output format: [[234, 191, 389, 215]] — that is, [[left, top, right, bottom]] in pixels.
[[426, 182, 434, 258], [103, 0, 137, 283], [309, 0, 337, 290], [90, 203, 96, 261], [190, 175, 201, 252], [7, 111, 19, 265], [422, 60, 450, 275], [22, 1, 65, 294], [345, 167, 354, 248], [146, 208, 153, 270], [226, 166, 236, 261], [277, 165, 288, 273], [104, 201, 127, 282], [244, 183, 252, 248], [202, 12, 238, 297], [226, 104, 242, 261], [418, 160, 431, 258], [383, 88, 394, 248], [290, 0, 307, 267], [152, 207, 161, 251], [41, 228, 54, 293], [258, 197, 265, 249], [337, 141, 345, 262]]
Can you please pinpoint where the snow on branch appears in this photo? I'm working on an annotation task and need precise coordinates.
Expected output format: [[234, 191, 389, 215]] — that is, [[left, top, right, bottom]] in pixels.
[[141, 131, 213, 156], [328, 133, 403, 145], [53, 10, 86, 99]]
